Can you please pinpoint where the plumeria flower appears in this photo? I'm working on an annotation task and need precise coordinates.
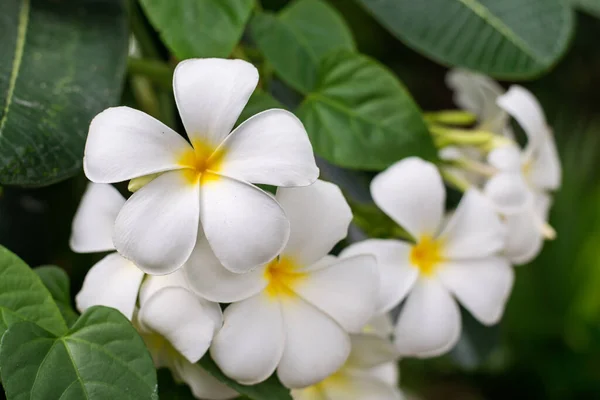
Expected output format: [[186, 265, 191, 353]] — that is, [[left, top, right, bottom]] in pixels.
[[70, 183, 144, 319], [84, 58, 319, 275], [291, 314, 403, 400], [184, 180, 378, 388], [342, 157, 514, 357], [135, 273, 237, 400]]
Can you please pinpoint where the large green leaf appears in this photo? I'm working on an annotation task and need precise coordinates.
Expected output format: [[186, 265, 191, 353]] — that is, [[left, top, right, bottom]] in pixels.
[[198, 355, 292, 400], [0, 306, 158, 400], [35, 266, 79, 326], [0, 0, 128, 186], [297, 50, 436, 170], [251, 0, 355, 93], [236, 89, 283, 127], [571, 0, 600, 18], [140, 0, 254, 59], [356, 0, 574, 78], [0, 246, 67, 337]]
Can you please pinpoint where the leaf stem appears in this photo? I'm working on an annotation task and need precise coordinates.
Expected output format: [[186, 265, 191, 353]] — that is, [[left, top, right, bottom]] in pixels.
[[127, 58, 173, 90]]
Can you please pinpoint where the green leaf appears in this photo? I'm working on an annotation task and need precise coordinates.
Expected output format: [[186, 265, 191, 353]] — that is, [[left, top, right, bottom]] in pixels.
[[140, 0, 254, 59], [236, 90, 283, 127], [0, 246, 67, 337], [35, 266, 79, 326], [571, 0, 600, 18], [0, 306, 158, 400], [0, 0, 128, 186], [251, 0, 355, 93], [356, 0, 574, 78], [297, 50, 437, 170], [198, 355, 292, 400]]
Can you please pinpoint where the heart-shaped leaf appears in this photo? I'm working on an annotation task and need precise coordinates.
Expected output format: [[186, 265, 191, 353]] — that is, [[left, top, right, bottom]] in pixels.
[[35, 265, 79, 326], [0, 306, 158, 400]]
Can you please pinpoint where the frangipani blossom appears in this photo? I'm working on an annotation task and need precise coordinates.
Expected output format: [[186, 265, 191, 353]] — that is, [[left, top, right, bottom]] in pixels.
[[136, 274, 237, 400], [84, 58, 319, 275], [70, 183, 144, 319], [342, 158, 514, 358], [186, 180, 378, 388], [292, 315, 403, 400]]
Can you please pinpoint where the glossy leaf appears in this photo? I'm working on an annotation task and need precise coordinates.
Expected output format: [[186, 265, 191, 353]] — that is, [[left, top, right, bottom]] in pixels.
[[251, 0, 355, 93], [198, 355, 292, 400], [0, 0, 128, 186], [297, 50, 436, 170], [0, 306, 158, 400], [0, 246, 67, 337], [356, 0, 574, 78], [35, 265, 79, 326], [140, 0, 254, 59], [236, 89, 283, 127]]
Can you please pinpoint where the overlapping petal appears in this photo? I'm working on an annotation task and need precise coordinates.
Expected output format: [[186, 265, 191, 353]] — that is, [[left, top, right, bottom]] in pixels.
[[497, 86, 547, 150], [322, 372, 403, 400], [211, 293, 285, 385], [75, 253, 144, 319], [277, 180, 352, 266], [173, 359, 238, 400], [70, 183, 124, 253], [217, 110, 319, 187], [346, 334, 399, 369], [173, 58, 258, 146], [84, 107, 190, 183], [201, 175, 289, 272], [371, 158, 445, 239]]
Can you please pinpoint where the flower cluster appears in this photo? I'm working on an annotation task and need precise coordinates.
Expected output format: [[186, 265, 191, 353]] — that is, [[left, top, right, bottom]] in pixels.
[[71, 59, 560, 398]]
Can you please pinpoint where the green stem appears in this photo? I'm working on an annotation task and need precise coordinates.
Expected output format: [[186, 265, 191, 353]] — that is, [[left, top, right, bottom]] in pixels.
[[127, 58, 173, 90], [130, 1, 160, 59], [440, 169, 471, 192]]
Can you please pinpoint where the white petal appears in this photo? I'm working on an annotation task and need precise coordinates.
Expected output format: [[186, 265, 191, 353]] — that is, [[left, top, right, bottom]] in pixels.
[[371, 157, 445, 239], [394, 278, 461, 358], [503, 208, 544, 265], [294, 255, 378, 332], [277, 180, 352, 266], [340, 239, 418, 314], [173, 58, 258, 146], [114, 170, 200, 275], [362, 314, 395, 338], [365, 362, 399, 387], [277, 297, 351, 388], [438, 190, 505, 259], [70, 183, 124, 253], [497, 86, 547, 150], [211, 293, 284, 385], [84, 107, 191, 183], [218, 109, 319, 186], [201, 176, 289, 272], [483, 172, 532, 215], [346, 334, 398, 369], [487, 145, 522, 172], [438, 257, 514, 325], [138, 287, 215, 363], [528, 134, 561, 191], [183, 232, 267, 303], [75, 253, 144, 319], [322, 371, 403, 400], [173, 359, 238, 400]]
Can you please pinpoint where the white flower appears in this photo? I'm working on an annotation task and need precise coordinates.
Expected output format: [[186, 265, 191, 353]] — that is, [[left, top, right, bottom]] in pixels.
[[291, 315, 403, 400], [84, 58, 319, 275], [342, 157, 514, 358], [136, 274, 237, 400], [70, 183, 144, 319], [183, 180, 379, 388]]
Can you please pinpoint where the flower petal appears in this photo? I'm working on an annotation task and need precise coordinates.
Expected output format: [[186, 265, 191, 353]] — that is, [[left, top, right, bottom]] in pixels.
[[84, 107, 190, 183], [70, 183, 124, 253], [528, 134, 561, 191], [365, 362, 399, 387], [362, 314, 395, 338], [504, 207, 544, 265], [211, 293, 285, 385], [75, 253, 144, 320], [497, 85, 547, 149], [438, 189, 505, 259], [138, 287, 215, 363], [346, 334, 399, 369], [394, 278, 461, 358], [217, 109, 319, 186], [340, 239, 418, 314], [371, 157, 445, 239], [483, 172, 532, 215], [173, 359, 238, 400], [294, 254, 378, 332], [277, 180, 352, 266], [322, 371, 403, 400], [487, 145, 522, 172], [277, 296, 351, 388], [114, 170, 200, 275], [438, 257, 514, 325], [201, 176, 289, 272], [173, 58, 258, 146], [183, 232, 267, 303]]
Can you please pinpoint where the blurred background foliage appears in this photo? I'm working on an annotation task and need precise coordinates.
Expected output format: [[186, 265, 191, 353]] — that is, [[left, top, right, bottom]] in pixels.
[[2, 0, 600, 398]]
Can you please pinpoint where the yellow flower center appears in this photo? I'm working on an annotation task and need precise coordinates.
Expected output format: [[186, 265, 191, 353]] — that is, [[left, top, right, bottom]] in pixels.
[[264, 256, 306, 299], [410, 235, 444, 276], [177, 139, 226, 185]]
